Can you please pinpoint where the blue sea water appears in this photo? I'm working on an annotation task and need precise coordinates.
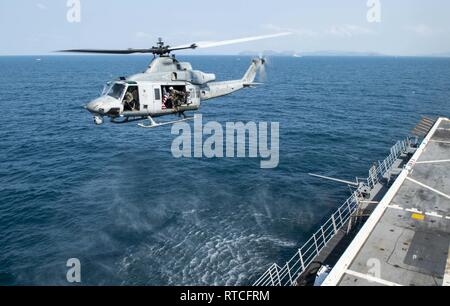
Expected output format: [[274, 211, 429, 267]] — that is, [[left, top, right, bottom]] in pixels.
[[0, 55, 449, 285]]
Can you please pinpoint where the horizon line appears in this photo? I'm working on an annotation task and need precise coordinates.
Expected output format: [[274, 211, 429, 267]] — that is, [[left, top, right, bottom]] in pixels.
[[1, 53, 449, 58]]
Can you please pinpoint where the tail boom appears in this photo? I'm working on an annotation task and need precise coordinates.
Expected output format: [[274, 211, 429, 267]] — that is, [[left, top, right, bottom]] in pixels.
[[201, 58, 265, 100]]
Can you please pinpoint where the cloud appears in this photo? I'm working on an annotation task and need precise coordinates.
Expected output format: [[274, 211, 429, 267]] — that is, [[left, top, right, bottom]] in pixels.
[[36, 3, 47, 10], [261, 24, 318, 38], [326, 24, 375, 37], [262, 24, 376, 39], [404, 24, 437, 36], [135, 32, 153, 39]]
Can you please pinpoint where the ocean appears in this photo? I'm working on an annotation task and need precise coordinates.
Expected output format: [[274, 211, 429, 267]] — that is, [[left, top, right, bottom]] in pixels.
[[0, 55, 449, 285]]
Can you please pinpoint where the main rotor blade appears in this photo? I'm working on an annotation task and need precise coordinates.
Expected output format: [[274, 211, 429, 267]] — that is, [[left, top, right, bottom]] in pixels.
[[58, 48, 156, 54], [171, 32, 292, 50], [59, 32, 292, 55]]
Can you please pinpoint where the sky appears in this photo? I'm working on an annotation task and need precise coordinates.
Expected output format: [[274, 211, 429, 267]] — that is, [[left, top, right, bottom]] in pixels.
[[0, 0, 450, 56]]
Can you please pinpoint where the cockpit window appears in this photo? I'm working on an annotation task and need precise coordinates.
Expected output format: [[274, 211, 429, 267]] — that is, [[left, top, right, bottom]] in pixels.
[[107, 83, 126, 100], [102, 82, 112, 96]]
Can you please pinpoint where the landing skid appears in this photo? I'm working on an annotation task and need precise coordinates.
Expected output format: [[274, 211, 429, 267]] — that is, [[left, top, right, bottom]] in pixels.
[[138, 115, 196, 128]]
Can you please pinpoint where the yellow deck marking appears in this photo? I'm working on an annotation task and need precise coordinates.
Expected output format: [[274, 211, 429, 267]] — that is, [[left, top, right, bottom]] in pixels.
[[411, 213, 425, 221]]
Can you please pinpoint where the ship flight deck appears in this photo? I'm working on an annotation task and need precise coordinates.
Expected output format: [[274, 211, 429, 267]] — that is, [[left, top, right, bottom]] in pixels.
[[323, 117, 450, 286]]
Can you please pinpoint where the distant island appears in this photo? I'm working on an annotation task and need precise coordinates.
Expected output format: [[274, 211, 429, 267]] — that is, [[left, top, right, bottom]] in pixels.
[[239, 50, 450, 58], [239, 50, 386, 57]]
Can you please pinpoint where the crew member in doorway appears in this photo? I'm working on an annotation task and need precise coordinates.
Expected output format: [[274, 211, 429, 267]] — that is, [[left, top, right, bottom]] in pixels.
[[124, 91, 134, 111], [124, 88, 138, 111], [169, 87, 187, 109]]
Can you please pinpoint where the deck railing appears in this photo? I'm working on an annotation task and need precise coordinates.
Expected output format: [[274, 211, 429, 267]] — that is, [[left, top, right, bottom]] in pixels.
[[365, 138, 412, 189], [253, 138, 414, 286]]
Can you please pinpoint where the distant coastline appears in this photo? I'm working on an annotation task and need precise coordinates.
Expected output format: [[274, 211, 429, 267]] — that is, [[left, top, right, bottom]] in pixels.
[[238, 50, 450, 58], [1, 52, 450, 58]]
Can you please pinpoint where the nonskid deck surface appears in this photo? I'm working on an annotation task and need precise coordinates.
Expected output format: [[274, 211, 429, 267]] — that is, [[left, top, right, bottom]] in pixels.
[[323, 118, 450, 286]]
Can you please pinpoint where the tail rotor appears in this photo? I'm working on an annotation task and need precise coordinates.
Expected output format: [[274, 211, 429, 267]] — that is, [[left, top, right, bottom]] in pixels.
[[257, 53, 268, 82]]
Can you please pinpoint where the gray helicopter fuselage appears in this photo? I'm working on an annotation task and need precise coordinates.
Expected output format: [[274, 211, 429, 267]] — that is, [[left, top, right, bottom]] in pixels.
[[85, 56, 264, 125]]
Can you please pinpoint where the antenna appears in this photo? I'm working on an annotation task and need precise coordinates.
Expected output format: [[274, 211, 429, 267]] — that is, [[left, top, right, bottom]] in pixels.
[[157, 37, 164, 49]]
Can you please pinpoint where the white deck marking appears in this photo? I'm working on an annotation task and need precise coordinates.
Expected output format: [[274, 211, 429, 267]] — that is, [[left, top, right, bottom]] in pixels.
[[415, 159, 450, 164], [430, 140, 450, 145], [388, 204, 404, 211], [405, 208, 423, 214], [425, 212, 444, 218], [444, 247, 450, 286], [387, 205, 450, 220], [406, 177, 450, 200], [345, 270, 403, 286]]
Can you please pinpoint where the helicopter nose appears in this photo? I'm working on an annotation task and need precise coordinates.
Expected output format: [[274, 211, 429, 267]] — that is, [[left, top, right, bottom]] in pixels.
[[85, 97, 122, 116], [86, 100, 105, 114], [86, 101, 99, 113]]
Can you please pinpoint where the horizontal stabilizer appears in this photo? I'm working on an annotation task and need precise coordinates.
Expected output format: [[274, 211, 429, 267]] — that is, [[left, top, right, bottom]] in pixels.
[[244, 82, 263, 87]]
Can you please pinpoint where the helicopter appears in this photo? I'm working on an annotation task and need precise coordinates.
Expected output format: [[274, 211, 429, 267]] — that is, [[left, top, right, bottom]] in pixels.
[[60, 33, 290, 128]]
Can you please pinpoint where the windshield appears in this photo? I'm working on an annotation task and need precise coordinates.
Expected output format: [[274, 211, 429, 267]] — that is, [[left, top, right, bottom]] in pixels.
[[107, 83, 126, 100], [102, 82, 113, 96]]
